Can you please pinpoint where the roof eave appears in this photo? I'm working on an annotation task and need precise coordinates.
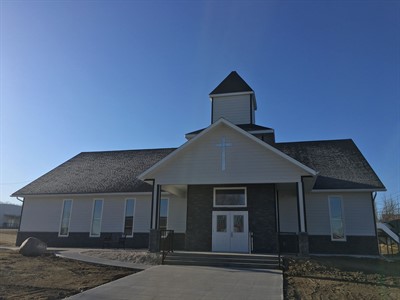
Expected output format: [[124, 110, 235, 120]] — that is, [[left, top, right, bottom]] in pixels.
[[311, 187, 387, 193], [209, 91, 254, 98]]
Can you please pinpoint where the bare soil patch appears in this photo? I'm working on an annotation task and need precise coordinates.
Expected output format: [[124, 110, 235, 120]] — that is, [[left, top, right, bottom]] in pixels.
[[81, 249, 161, 265], [0, 249, 135, 300], [284, 255, 400, 299]]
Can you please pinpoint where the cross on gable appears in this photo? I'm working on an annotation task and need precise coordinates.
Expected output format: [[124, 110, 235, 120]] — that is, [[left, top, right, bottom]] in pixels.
[[216, 137, 232, 171]]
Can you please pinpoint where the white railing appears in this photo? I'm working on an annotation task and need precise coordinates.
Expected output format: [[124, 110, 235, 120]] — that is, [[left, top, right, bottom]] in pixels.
[[377, 223, 400, 244]]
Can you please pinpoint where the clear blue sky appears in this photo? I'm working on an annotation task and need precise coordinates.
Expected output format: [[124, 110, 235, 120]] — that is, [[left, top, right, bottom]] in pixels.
[[1, 1, 399, 212]]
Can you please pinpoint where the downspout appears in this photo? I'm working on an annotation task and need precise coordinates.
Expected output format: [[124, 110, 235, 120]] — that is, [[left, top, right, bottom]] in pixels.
[[145, 179, 155, 229], [371, 192, 379, 254], [15, 196, 24, 246], [275, 186, 281, 268]]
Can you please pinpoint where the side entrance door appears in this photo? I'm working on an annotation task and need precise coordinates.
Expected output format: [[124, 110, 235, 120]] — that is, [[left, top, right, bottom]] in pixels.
[[212, 211, 249, 253]]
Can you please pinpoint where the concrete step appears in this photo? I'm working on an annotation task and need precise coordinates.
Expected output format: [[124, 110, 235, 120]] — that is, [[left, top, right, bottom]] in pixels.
[[163, 252, 281, 270]]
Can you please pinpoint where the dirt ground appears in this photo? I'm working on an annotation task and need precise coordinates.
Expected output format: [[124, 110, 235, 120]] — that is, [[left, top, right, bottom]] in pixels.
[[0, 249, 135, 300], [3, 229, 400, 299], [0, 230, 137, 299], [284, 255, 400, 299]]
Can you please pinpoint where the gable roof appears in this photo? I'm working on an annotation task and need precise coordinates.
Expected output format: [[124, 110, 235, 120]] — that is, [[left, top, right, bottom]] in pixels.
[[209, 71, 254, 95], [276, 139, 385, 190], [139, 118, 317, 181], [12, 137, 385, 197], [12, 148, 176, 196]]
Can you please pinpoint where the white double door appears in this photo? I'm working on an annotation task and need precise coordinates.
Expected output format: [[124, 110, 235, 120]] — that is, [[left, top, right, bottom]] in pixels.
[[212, 211, 249, 253]]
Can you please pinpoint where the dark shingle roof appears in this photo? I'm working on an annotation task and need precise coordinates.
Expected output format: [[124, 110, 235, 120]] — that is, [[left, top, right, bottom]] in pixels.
[[275, 139, 385, 190], [12, 148, 176, 196], [210, 71, 253, 95], [186, 124, 273, 136], [12, 139, 384, 196]]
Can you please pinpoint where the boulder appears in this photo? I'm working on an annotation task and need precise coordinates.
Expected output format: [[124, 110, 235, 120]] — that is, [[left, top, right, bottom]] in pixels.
[[19, 237, 47, 257]]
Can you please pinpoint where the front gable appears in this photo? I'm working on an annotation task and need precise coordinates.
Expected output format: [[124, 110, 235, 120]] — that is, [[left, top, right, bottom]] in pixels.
[[139, 119, 316, 185]]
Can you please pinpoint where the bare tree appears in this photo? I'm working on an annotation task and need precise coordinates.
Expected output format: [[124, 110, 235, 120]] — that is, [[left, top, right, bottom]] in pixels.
[[379, 194, 400, 223]]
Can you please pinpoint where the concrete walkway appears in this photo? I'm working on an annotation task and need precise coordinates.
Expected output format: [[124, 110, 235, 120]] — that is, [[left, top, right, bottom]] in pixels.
[[2, 246, 283, 299], [68, 264, 283, 300]]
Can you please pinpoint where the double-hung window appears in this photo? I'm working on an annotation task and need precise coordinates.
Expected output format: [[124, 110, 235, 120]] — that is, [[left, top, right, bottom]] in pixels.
[[329, 196, 345, 241], [124, 199, 135, 237], [90, 199, 103, 237], [59, 199, 73, 237], [159, 199, 169, 230]]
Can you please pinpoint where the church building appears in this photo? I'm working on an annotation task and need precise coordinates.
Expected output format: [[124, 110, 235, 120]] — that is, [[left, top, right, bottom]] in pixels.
[[13, 72, 385, 255]]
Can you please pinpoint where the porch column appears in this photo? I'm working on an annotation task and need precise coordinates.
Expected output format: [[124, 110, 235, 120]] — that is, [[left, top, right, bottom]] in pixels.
[[149, 184, 161, 252], [151, 183, 159, 229], [297, 181, 306, 232], [297, 180, 309, 256]]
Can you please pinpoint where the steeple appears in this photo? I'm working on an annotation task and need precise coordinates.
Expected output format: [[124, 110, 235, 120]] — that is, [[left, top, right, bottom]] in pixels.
[[209, 71, 257, 124], [210, 71, 254, 96]]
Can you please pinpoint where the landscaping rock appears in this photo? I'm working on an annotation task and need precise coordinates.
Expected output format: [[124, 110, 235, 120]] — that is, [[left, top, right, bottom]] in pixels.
[[19, 237, 47, 257]]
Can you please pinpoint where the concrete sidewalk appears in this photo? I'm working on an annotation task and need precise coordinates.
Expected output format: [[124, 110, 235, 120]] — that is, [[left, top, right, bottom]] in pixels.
[[68, 264, 283, 300], [2, 246, 283, 299]]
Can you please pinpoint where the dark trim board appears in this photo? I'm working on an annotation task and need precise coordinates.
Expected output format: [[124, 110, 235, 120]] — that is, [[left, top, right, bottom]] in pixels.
[[16, 232, 149, 248], [308, 235, 379, 255], [17, 231, 187, 250]]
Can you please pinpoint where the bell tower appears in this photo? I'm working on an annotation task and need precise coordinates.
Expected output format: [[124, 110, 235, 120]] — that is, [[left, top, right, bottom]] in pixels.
[[209, 71, 257, 125]]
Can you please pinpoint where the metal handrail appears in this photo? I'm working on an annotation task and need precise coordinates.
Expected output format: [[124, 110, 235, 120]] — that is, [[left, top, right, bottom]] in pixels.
[[160, 229, 174, 264]]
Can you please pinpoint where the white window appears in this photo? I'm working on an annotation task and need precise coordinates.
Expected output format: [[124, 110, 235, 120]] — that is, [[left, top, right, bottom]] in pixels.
[[124, 199, 135, 237], [329, 196, 346, 241], [159, 198, 169, 230], [214, 187, 247, 207], [59, 199, 73, 237], [90, 199, 103, 237]]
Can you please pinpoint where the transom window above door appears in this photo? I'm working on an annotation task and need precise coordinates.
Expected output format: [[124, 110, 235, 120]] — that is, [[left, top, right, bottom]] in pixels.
[[214, 187, 247, 207]]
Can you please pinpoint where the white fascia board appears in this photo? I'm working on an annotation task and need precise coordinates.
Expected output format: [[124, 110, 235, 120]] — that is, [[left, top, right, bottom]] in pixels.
[[311, 188, 386, 193], [139, 118, 317, 180], [209, 91, 254, 99], [18, 192, 153, 198]]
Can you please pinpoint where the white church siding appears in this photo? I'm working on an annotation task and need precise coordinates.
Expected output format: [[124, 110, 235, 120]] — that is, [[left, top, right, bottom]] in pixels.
[[133, 195, 152, 233], [212, 94, 252, 124], [19, 193, 186, 236], [167, 195, 187, 233], [20, 194, 154, 234], [306, 192, 376, 236], [20, 197, 63, 232], [148, 123, 310, 185]]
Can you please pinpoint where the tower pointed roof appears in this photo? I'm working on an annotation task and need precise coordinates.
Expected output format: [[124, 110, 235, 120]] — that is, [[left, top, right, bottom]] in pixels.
[[209, 71, 254, 95]]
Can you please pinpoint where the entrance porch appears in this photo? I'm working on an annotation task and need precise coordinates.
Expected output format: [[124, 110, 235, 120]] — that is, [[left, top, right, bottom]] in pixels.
[[149, 181, 310, 255]]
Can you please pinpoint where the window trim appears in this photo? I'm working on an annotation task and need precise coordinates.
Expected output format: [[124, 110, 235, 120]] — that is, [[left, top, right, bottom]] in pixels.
[[213, 187, 247, 208], [123, 198, 136, 237], [159, 198, 169, 230], [90, 199, 104, 238], [328, 195, 346, 242], [58, 199, 73, 237]]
